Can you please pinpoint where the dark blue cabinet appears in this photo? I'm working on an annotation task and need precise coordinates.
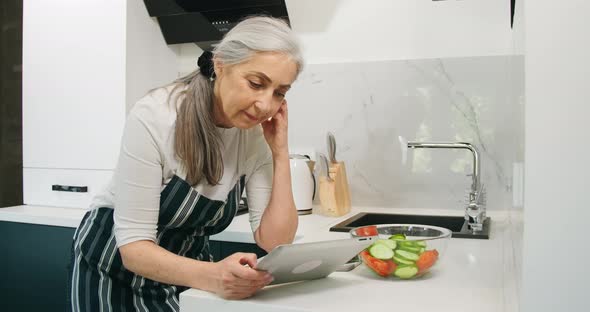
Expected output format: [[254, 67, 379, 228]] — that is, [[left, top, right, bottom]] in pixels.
[[0, 221, 75, 312], [211, 240, 267, 261], [0, 221, 266, 311]]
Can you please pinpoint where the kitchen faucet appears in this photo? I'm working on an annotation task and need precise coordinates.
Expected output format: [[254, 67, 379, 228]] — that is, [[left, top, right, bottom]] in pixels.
[[405, 141, 487, 232]]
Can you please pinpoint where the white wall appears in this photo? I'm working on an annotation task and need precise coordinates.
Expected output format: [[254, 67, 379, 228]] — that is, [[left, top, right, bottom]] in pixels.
[[177, 0, 513, 73], [172, 0, 522, 211], [177, 44, 203, 76], [287, 0, 512, 64], [507, 0, 525, 307], [286, 56, 522, 210], [125, 0, 179, 112], [522, 1, 590, 311], [511, 0, 524, 55]]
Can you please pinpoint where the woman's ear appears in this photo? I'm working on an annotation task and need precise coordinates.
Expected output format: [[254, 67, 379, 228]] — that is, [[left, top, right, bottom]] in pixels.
[[213, 58, 223, 78]]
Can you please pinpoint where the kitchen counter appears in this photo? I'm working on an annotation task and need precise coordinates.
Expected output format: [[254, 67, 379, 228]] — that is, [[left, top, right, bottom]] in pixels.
[[181, 207, 521, 312], [0, 205, 520, 311], [0, 205, 86, 228]]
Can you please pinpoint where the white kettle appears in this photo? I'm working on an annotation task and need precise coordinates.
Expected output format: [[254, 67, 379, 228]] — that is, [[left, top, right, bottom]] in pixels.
[[289, 154, 315, 215]]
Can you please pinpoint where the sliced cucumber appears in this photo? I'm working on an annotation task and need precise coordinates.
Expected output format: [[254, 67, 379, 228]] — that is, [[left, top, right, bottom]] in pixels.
[[368, 243, 394, 260], [395, 249, 420, 261], [414, 240, 427, 248], [375, 239, 396, 250], [396, 241, 413, 248], [394, 265, 418, 279], [398, 245, 423, 254], [389, 234, 406, 241], [393, 255, 415, 265], [398, 240, 425, 248]]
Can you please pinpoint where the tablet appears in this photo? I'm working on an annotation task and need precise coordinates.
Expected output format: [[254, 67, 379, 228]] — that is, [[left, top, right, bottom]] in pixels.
[[256, 237, 376, 285]]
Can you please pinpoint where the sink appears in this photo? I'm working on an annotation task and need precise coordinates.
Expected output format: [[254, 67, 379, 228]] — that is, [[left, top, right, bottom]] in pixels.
[[329, 212, 491, 239]]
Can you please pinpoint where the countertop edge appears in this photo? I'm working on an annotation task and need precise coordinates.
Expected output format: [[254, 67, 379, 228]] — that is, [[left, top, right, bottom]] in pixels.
[[0, 205, 86, 228]]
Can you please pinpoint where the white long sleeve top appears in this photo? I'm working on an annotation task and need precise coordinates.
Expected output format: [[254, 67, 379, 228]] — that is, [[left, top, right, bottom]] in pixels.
[[90, 86, 273, 247]]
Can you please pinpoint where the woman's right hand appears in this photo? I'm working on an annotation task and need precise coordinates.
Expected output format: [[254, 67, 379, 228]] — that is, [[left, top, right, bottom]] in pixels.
[[212, 252, 273, 300]]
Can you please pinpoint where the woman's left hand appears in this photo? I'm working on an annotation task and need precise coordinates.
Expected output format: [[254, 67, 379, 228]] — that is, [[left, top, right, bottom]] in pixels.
[[261, 100, 289, 157]]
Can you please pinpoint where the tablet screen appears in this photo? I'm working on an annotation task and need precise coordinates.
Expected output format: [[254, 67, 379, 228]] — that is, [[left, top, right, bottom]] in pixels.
[[256, 237, 375, 285]]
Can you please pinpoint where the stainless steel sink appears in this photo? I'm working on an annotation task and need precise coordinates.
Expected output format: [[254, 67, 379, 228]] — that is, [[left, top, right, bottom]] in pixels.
[[329, 212, 491, 239]]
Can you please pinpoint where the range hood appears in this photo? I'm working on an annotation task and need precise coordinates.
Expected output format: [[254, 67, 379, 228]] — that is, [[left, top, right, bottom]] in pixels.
[[143, 0, 290, 50]]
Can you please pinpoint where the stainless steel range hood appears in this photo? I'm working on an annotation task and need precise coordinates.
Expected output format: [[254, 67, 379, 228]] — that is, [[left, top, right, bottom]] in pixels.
[[143, 0, 290, 50]]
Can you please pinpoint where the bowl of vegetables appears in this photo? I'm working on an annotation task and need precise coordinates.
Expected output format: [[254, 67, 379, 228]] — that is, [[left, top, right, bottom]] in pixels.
[[350, 224, 451, 279]]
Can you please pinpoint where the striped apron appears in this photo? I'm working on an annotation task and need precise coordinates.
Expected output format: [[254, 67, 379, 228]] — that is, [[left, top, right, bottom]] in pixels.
[[69, 174, 245, 312]]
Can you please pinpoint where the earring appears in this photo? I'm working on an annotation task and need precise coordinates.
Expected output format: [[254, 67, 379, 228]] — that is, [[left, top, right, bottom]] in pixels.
[[209, 72, 216, 82]]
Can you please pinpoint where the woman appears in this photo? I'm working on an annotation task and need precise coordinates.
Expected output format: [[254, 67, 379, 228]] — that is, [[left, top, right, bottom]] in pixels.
[[69, 16, 303, 311]]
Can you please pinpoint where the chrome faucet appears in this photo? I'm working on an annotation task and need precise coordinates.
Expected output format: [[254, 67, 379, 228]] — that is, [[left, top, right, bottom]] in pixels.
[[406, 141, 487, 232]]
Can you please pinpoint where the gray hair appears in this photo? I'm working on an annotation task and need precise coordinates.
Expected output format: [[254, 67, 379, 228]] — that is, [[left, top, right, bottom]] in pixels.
[[171, 16, 303, 186]]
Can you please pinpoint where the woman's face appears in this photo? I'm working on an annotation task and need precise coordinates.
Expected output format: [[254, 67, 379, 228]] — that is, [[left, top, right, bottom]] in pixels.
[[213, 52, 298, 129]]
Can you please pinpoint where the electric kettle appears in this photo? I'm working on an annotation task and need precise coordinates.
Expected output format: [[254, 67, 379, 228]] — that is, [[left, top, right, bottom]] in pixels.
[[289, 154, 315, 215]]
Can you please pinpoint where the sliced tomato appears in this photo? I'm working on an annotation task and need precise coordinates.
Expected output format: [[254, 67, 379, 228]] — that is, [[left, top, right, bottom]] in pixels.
[[416, 249, 439, 273], [355, 225, 378, 237], [360, 250, 396, 277]]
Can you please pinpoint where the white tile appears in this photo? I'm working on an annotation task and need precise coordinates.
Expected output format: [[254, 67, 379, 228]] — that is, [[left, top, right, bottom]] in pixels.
[[287, 56, 525, 211]]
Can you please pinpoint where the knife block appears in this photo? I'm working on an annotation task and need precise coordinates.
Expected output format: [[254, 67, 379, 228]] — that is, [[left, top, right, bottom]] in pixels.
[[317, 161, 351, 217]]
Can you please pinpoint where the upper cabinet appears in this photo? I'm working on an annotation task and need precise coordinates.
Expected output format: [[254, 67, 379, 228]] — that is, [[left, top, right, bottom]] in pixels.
[[22, 0, 178, 208], [23, 0, 126, 170]]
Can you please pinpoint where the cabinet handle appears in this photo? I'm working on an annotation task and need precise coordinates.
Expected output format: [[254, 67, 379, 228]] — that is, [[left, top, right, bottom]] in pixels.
[[52, 184, 88, 193]]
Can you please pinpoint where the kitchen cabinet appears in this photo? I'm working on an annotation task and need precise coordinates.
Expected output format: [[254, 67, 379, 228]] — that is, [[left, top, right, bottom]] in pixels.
[[21, 0, 178, 208], [0, 221, 75, 312], [0, 219, 264, 312], [22, 0, 127, 171], [211, 240, 267, 261]]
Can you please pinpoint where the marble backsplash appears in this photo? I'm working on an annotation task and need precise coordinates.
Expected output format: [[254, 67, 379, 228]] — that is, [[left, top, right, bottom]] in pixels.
[[286, 55, 525, 211]]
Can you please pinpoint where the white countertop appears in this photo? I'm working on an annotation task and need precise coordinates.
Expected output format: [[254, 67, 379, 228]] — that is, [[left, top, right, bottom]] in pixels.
[[181, 207, 520, 312], [0, 204, 520, 311], [0, 205, 86, 228], [0, 204, 493, 243], [0, 204, 345, 242]]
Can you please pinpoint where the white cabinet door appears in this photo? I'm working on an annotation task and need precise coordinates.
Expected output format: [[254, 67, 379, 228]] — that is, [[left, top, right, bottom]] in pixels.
[[21, 1, 178, 208], [22, 0, 126, 170], [23, 168, 113, 209]]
